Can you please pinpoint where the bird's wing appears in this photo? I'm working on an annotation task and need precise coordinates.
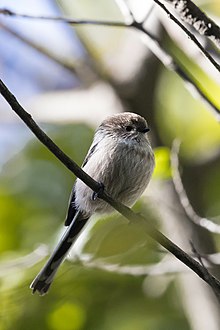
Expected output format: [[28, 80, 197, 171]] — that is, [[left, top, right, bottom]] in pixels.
[[64, 142, 98, 226], [64, 188, 77, 226], [82, 142, 98, 167]]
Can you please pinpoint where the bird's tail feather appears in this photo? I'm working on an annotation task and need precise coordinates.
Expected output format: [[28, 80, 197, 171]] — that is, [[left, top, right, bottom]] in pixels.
[[30, 211, 89, 295]]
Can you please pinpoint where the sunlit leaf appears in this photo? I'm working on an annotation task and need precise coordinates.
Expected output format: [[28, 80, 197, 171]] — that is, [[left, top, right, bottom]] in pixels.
[[153, 147, 171, 180], [48, 303, 86, 330]]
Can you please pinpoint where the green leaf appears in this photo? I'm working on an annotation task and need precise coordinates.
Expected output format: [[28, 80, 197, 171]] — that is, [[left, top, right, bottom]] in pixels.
[[48, 303, 86, 330], [153, 147, 171, 180]]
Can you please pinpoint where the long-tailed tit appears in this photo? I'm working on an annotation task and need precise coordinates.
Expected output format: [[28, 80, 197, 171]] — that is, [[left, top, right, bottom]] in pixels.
[[30, 112, 155, 295]]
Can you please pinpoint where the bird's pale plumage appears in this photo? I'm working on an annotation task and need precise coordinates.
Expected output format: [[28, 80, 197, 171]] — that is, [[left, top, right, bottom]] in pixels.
[[30, 112, 154, 295]]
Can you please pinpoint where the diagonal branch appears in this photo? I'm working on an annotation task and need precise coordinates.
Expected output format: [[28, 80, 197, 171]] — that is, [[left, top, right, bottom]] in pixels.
[[0, 245, 49, 277], [0, 78, 220, 293], [2, 6, 220, 73], [153, 0, 220, 73], [0, 22, 96, 86], [163, 0, 220, 48], [0, 22, 78, 74], [2, 242, 220, 278], [134, 23, 220, 121], [74, 251, 220, 282], [190, 241, 220, 303]]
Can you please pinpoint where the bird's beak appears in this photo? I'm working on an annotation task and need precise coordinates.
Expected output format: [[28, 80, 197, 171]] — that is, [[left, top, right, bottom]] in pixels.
[[141, 127, 150, 133]]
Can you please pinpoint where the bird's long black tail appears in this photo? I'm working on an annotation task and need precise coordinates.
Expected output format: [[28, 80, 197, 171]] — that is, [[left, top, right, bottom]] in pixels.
[[30, 211, 89, 295]]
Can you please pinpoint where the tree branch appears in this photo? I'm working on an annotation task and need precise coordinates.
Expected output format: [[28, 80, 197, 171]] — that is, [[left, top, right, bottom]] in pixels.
[[0, 22, 78, 74], [135, 23, 220, 121], [0, 78, 220, 293], [75, 251, 220, 277], [171, 139, 220, 234], [0, 9, 127, 27], [163, 0, 220, 48], [153, 0, 220, 73], [0, 7, 220, 119], [190, 241, 220, 303]]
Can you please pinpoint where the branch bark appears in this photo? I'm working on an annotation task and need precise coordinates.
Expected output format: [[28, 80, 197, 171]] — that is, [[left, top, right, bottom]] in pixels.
[[153, 0, 220, 72], [163, 0, 220, 48], [0, 78, 220, 297]]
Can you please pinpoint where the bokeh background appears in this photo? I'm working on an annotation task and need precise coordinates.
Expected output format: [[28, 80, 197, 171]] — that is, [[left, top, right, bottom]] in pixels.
[[0, 0, 220, 329]]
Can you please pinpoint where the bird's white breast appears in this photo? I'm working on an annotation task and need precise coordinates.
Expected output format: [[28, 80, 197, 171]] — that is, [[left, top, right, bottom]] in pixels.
[[74, 133, 154, 216]]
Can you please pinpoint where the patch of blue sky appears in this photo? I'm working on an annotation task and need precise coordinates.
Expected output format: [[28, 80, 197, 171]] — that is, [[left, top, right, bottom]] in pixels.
[[0, 0, 86, 167], [0, 0, 86, 98]]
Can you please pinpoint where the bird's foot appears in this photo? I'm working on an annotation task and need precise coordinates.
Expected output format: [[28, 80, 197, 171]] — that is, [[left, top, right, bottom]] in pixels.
[[92, 182, 104, 201]]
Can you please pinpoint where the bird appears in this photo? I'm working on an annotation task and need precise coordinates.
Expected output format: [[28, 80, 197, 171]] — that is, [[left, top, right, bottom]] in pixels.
[[30, 112, 155, 295]]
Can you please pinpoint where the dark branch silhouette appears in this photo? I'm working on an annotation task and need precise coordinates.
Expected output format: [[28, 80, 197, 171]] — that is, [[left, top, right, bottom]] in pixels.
[[153, 0, 220, 72], [190, 241, 220, 303], [163, 0, 220, 48]]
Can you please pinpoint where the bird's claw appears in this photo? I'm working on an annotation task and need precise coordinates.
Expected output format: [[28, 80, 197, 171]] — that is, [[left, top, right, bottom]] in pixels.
[[92, 182, 104, 201]]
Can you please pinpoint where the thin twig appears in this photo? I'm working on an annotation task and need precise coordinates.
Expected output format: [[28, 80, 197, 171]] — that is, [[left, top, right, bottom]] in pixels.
[[0, 9, 127, 27], [75, 252, 220, 277], [163, 0, 220, 48], [137, 24, 220, 121], [1, 7, 220, 120], [0, 22, 77, 74], [190, 241, 220, 303], [118, 1, 220, 120], [142, 4, 155, 24], [0, 78, 220, 293], [0, 245, 48, 277], [0, 22, 97, 85], [76, 255, 189, 276], [171, 139, 220, 234], [114, 0, 134, 23]]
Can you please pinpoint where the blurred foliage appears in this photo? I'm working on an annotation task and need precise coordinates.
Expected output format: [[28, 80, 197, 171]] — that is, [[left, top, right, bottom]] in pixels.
[[0, 124, 94, 251], [156, 38, 220, 161], [153, 147, 171, 180], [156, 68, 220, 159], [1, 0, 220, 329], [0, 124, 189, 330]]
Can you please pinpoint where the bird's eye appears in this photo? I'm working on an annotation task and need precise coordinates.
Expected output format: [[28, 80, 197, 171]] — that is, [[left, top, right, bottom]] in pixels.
[[125, 125, 133, 132]]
